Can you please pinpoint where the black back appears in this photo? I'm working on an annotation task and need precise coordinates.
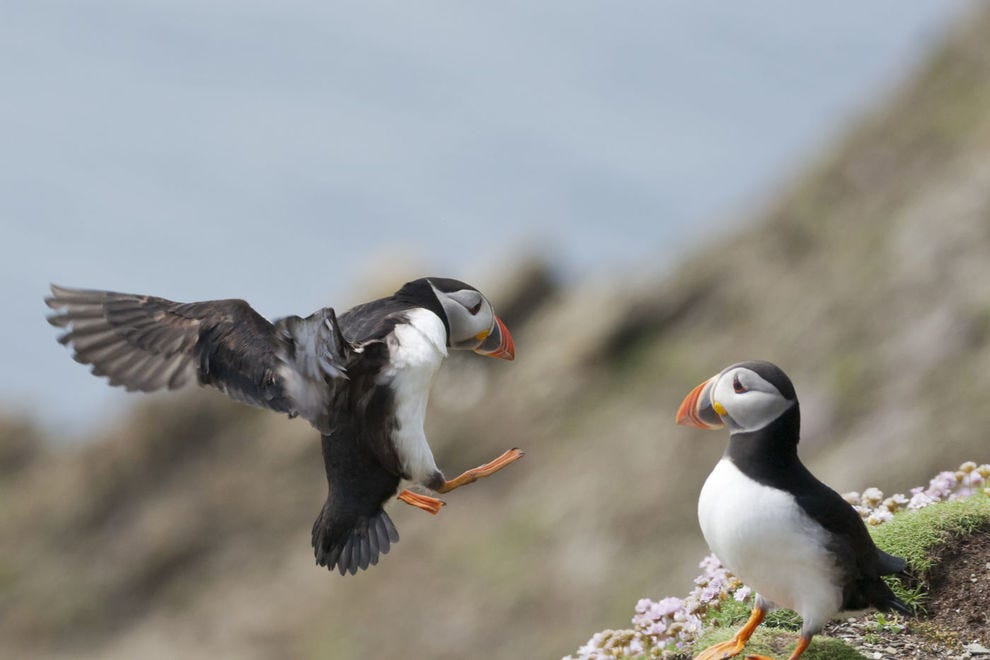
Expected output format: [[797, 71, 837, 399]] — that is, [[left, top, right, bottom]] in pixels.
[[337, 278, 449, 345]]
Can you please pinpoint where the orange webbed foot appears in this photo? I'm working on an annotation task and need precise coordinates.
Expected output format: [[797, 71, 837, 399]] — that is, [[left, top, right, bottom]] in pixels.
[[694, 606, 766, 660], [397, 489, 445, 515], [695, 638, 747, 660], [436, 447, 525, 494]]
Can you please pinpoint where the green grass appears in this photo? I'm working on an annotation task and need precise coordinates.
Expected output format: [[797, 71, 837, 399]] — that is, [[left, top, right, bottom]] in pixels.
[[702, 596, 751, 629], [868, 495, 990, 576], [693, 627, 868, 660]]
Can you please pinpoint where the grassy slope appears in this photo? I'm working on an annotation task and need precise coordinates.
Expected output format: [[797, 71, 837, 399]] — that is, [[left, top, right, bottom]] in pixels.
[[873, 496, 990, 579], [2, 6, 990, 660]]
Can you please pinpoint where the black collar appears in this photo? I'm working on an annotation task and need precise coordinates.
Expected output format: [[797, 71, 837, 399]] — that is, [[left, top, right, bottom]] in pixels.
[[725, 404, 805, 491]]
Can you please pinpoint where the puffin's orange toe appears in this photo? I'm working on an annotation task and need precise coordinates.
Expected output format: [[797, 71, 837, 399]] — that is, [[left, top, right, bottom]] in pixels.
[[397, 489, 445, 515]]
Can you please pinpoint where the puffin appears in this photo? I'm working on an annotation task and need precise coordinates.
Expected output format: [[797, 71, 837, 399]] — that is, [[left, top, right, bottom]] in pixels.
[[45, 277, 523, 575], [675, 361, 908, 660]]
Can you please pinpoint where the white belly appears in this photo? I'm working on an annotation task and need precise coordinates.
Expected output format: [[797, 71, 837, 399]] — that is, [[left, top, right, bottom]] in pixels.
[[698, 459, 843, 631], [380, 309, 448, 484]]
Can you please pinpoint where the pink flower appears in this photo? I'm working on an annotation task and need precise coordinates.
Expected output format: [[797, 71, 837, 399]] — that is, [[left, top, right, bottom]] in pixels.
[[653, 597, 684, 618], [866, 509, 893, 525], [698, 553, 723, 573], [861, 487, 884, 506]]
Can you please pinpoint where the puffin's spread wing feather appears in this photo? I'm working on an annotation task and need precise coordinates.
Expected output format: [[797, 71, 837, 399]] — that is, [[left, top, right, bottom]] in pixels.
[[46, 284, 352, 431]]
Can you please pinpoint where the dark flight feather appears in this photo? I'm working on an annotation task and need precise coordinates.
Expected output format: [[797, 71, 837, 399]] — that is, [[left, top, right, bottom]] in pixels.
[[45, 284, 354, 432]]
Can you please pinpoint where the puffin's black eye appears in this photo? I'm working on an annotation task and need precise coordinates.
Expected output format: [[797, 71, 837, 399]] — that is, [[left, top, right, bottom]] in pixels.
[[733, 375, 746, 393], [467, 301, 482, 315]]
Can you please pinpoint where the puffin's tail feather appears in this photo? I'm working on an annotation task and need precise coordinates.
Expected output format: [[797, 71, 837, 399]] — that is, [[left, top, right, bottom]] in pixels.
[[874, 548, 912, 615], [867, 577, 912, 617], [883, 593, 912, 617], [876, 548, 908, 575], [311, 506, 400, 576]]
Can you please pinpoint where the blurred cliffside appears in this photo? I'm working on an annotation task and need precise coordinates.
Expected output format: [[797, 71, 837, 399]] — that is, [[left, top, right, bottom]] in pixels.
[[4, 7, 990, 660]]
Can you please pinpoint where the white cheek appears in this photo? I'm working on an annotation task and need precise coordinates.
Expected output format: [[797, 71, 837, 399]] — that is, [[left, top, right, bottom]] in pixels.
[[477, 307, 494, 335], [445, 305, 492, 345], [728, 391, 792, 431], [713, 378, 792, 432]]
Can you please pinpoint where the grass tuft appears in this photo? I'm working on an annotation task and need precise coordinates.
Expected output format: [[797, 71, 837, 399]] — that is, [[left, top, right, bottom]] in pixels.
[[869, 495, 990, 575]]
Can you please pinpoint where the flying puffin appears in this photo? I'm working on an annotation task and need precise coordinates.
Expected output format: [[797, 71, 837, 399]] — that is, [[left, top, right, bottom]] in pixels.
[[45, 277, 522, 575], [676, 361, 908, 660]]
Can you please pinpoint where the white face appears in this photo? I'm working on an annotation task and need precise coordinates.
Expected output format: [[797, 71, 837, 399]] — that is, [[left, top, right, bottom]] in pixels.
[[710, 366, 794, 433], [430, 284, 496, 349]]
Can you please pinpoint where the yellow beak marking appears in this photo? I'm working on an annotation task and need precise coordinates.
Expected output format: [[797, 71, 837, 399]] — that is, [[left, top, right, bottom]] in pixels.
[[712, 401, 727, 416], [474, 329, 490, 342]]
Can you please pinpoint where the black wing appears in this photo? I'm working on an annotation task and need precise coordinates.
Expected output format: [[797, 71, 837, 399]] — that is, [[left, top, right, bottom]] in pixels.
[[795, 481, 910, 613], [45, 284, 354, 432]]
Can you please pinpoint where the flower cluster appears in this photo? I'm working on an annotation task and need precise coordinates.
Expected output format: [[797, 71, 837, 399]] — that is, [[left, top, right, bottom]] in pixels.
[[843, 461, 990, 526], [566, 553, 747, 659], [565, 460, 989, 660]]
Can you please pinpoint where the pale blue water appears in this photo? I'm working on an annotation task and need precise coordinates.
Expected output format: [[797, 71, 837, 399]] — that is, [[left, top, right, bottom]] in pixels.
[[1, 1, 967, 436]]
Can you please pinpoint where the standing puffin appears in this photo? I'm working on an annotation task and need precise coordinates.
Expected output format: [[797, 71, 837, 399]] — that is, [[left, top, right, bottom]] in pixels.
[[46, 277, 523, 575], [676, 361, 908, 660]]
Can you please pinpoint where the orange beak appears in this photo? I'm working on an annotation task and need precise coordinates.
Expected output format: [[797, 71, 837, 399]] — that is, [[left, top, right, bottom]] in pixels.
[[473, 316, 515, 361], [676, 375, 723, 429]]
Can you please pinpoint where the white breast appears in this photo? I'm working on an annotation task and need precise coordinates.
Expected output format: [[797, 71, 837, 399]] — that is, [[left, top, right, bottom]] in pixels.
[[379, 308, 448, 484], [698, 459, 843, 632]]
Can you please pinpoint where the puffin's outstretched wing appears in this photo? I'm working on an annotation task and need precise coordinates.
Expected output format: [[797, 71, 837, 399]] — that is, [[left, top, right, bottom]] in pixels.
[[45, 284, 352, 432]]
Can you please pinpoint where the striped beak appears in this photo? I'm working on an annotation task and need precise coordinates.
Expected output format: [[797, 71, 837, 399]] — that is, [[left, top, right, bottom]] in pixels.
[[676, 375, 724, 429], [473, 317, 515, 361]]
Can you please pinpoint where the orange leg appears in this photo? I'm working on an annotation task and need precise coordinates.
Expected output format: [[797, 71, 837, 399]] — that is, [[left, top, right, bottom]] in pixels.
[[436, 448, 525, 494], [786, 635, 810, 660], [740, 632, 810, 660], [695, 606, 765, 660], [397, 489, 445, 515]]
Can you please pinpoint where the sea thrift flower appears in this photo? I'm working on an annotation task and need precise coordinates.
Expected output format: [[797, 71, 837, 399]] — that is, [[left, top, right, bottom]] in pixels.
[[882, 494, 908, 510], [851, 504, 871, 519], [908, 486, 938, 510], [861, 487, 884, 507], [866, 509, 894, 526]]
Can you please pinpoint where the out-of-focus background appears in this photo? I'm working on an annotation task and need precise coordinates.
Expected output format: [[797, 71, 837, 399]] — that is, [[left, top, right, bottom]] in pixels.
[[2, 2, 989, 658]]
